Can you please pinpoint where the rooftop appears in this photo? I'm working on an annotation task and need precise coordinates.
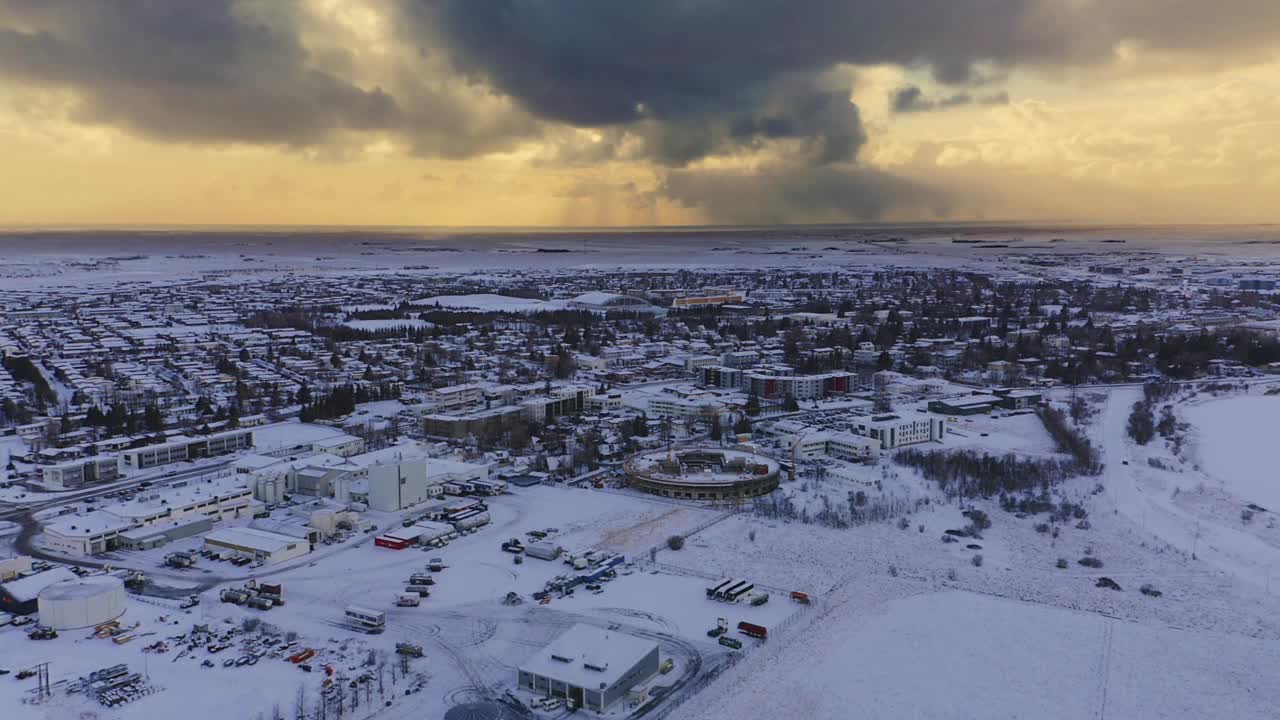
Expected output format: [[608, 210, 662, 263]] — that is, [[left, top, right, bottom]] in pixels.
[[519, 623, 657, 691]]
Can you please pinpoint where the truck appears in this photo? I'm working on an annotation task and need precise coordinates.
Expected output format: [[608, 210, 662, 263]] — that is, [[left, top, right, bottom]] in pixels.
[[395, 643, 424, 658], [749, 592, 770, 606], [220, 588, 249, 605], [408, 574, 435, 586], [451, 511, 490, 533], [524, 541, 561, 561], [718, 636, 743, 650], [789, 590, 810, 605], [501, 538, 524, 553], [403, 585, 431, 597], [737, 621, 768, 640], [396, 593, 420, 607]]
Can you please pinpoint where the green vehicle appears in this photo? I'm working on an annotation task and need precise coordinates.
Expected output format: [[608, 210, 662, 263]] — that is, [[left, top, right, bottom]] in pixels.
[[718, 636, 742, 650]]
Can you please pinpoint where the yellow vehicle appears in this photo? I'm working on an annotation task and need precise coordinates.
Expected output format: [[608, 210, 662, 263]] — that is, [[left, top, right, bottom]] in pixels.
[[659, 659, 674, 674]]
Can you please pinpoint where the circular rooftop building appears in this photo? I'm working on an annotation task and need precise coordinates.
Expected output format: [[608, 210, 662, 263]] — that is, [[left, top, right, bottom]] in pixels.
[[38, 575, 127, 630], [624, 446, 780, 501]]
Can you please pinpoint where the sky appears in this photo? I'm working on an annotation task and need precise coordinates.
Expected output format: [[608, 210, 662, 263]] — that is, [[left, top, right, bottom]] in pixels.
[[0, 0, 1278, 228]]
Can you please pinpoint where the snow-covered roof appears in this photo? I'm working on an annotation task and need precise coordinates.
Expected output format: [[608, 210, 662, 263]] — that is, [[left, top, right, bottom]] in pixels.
[[204, 526, 300, 553], [519, 623, 657, 690], [1, 567, 78, 603]]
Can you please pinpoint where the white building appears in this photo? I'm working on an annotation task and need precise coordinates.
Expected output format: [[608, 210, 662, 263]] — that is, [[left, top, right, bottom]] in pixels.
[[787, 429, 880, 463], [426, 383, 483, 411], [42, 512, 134, 556], [203, 526, 310, 564], [851, 412, 946, 450], [585, 392, 623, 412], [42, 455, 120, 489], [121, 429, 253, 469], [518, 624, 660, 712], [648, 393, 725, 420], [311, 433, 366, 458], [104, 482, 255, 528]]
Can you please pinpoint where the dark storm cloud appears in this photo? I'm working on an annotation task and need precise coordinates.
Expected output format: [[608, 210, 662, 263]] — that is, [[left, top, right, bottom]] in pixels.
[[892, 85, 1010, 113], [0, 0, 402, 145], [659, 165, 947, 225]]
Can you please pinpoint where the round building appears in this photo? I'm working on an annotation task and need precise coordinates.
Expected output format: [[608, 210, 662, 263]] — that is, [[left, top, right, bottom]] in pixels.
[[38, 575, 127, 630], [624, 447, 780, 501]]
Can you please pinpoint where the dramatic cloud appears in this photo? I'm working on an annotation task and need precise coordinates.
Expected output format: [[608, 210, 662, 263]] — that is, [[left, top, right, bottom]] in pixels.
[[892, 85, 1009, 113], [1, 0, 1278, 224], [0, 0, 400, 144], [659, 164, 946, 225]]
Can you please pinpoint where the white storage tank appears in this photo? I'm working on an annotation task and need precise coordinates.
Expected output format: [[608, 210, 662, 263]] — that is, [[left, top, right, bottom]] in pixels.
[[38, 575, 127, 630], [310, 509, 338, 535]]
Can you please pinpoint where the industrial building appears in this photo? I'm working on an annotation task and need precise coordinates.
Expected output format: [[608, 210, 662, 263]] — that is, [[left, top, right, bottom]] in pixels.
[[42, 512, 135, 556], [203, 526, 310, 565], [106, 482, 255, 529], [518, 624, 660, 712], [0, 567, 78, 615], [116, 516, 214, 551]]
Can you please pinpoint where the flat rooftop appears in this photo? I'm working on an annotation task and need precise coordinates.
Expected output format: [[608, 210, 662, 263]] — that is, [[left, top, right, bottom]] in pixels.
[[519, 623, 657, 690]]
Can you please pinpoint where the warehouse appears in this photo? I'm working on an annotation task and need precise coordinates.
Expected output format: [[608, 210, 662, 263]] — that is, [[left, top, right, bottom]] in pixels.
[[0, 567, 78, 615], [43, 511, 135, 556], [203, 527, 310, 565], [928, 394, 1002, 416], [116, 516, 214, 551], [518, 624, 660, 712]]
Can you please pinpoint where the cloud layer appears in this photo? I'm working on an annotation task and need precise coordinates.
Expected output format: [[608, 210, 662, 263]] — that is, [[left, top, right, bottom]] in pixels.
[[1, 0, 1279, 223]]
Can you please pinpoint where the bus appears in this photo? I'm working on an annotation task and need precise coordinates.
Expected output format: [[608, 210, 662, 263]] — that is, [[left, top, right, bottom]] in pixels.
[[344, 606, 385, 632]]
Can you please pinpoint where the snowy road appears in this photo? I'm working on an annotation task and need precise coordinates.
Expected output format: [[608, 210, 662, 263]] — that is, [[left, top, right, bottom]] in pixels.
[[1099, 388, 1280, 595]]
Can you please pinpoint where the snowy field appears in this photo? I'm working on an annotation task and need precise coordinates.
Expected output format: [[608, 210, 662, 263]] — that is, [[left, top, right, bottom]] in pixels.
[[1185, 394, 1280, 509], [672, 589, 1280, 720]]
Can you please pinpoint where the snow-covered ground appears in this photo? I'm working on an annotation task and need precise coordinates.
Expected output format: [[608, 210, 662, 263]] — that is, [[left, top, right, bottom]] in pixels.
[[672, 589, 1280, 720], [1096, 387, 1280, 597], [1185, 394, 1280, 510]]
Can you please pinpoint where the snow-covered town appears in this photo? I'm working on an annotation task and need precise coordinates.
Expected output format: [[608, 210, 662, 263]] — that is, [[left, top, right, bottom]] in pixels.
[[1, 228, 1279, 720]]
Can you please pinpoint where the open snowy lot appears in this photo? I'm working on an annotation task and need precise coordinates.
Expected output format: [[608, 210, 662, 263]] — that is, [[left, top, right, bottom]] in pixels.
[[1185, 394, 1280, 509], [672, 589, 1280, 720]]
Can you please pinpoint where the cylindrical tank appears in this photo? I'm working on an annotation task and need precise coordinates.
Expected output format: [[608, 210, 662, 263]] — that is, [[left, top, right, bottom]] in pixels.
[[38, 575, 127, 630], [310, 509, 338, 535]]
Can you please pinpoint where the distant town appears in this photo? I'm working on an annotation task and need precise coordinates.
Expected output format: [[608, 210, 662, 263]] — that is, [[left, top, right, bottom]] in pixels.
[[2, 236, 1280, 719]]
